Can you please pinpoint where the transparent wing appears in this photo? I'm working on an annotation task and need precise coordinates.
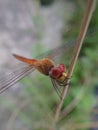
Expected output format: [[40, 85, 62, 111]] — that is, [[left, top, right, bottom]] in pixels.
[[0, 40, 75, 94], [0, 63, 35, 94], [37, 39, 76, 60], [51, 78, 63, 99], [35, 27, 97, 61]]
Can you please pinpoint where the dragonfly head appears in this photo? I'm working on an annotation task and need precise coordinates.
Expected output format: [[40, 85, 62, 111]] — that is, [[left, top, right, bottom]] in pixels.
[[49, 64, 66, 79]]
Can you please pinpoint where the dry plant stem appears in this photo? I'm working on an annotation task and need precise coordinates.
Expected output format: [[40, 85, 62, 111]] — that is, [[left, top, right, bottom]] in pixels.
[[52, 0, 96, 128]]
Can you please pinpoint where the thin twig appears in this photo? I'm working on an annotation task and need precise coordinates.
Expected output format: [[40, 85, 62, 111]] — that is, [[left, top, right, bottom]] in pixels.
[[52, 0, 96, 129]]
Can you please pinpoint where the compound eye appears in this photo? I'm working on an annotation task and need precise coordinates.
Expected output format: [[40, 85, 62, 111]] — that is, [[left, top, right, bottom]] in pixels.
[[50, 67, 61, 78], [58, 64, 66, 72]]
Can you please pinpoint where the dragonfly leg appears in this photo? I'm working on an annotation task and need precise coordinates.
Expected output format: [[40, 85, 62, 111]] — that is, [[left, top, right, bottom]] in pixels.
[[56, 77, 71, 86]]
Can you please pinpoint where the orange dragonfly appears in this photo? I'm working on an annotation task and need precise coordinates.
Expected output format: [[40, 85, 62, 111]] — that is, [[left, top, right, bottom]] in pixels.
[[0, 40, 75, 97]]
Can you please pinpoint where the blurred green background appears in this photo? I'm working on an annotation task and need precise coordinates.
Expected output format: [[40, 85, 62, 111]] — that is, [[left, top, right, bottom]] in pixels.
[[0, 0, 98, 130]]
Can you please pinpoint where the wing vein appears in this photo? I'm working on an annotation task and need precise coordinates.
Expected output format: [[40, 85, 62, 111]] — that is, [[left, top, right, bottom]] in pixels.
[[0, 65, 34, 94]]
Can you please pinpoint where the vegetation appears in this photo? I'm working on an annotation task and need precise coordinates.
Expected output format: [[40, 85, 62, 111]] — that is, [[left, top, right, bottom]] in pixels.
[[3, 1, 98, 130]]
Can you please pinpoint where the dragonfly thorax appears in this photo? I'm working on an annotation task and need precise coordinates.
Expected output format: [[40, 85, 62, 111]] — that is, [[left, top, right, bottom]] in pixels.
[[36, 58, 55, 76]]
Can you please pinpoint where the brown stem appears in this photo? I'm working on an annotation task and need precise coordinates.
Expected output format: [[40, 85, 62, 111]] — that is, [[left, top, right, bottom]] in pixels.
[[52, 0, 96, 129]]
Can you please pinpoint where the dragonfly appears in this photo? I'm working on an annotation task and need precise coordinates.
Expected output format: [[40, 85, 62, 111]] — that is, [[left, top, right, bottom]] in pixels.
[[0, 25, 97, 97], [0, 40, 75, 98]]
